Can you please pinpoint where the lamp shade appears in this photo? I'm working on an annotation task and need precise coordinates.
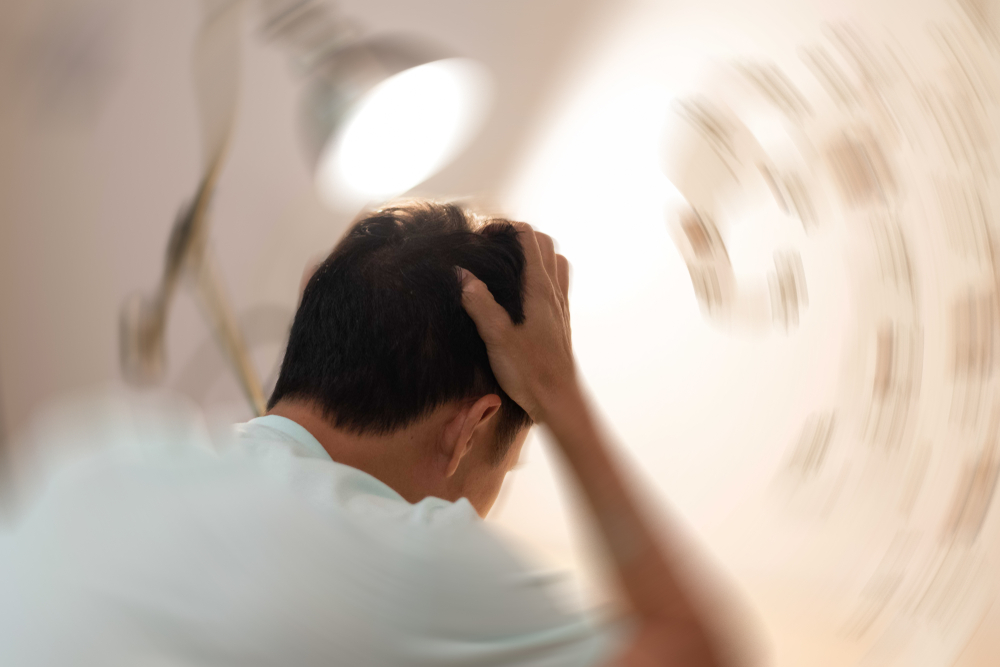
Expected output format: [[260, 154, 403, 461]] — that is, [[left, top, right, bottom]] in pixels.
[[300, 35, 493, 205]]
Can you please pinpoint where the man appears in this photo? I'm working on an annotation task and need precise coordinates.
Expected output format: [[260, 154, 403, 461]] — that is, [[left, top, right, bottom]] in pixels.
[[0, 200, 725, 666]]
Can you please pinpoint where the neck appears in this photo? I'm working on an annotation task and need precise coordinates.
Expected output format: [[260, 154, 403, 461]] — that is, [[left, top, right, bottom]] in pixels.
[[266, 399, 449, 505]]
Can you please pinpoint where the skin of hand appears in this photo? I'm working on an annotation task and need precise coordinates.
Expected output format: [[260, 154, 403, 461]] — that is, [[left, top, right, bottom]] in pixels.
[[457, 222, 576, 425]]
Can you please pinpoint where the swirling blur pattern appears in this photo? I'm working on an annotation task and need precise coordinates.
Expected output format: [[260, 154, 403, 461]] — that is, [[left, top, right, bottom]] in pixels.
[[497, 0, 1000, 665]]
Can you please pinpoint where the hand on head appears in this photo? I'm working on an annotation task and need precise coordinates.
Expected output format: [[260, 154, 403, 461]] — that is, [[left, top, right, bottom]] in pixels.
[[458, 223, 576, 425]]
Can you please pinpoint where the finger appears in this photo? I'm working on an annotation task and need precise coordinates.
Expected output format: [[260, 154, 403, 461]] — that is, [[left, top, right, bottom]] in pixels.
[[457, 267, 511, 341], [556, 254, 570, 304], [510, 221, 547, 285], [534, 231, 558, 281]]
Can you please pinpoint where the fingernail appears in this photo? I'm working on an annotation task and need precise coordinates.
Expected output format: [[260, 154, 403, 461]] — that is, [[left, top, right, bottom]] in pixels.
[[454, 266, 470, 286]]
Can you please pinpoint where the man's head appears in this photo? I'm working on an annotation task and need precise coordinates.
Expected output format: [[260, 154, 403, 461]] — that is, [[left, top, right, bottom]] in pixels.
[[268, 199, 533, 514]]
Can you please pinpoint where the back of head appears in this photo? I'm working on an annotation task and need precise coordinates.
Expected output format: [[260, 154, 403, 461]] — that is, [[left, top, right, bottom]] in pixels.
[[269, 199, 532, 462]]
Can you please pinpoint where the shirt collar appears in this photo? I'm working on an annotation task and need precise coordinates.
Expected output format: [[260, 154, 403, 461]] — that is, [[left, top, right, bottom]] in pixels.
[[242, 414, 408, 504], [245, 414, 333, 462]]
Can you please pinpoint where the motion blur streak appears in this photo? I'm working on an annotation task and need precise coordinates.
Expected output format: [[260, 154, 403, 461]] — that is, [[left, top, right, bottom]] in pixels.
[[2, 0, 1000, 666], [500, 0, 1000, 665]]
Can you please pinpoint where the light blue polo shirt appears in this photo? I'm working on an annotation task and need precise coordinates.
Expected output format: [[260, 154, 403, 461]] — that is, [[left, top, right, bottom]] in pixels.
[[0, 401, 624, 666]]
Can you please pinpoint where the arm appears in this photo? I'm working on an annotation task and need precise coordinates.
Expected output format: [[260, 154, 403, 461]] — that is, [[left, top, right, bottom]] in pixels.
[[459, 224, 724, 667]]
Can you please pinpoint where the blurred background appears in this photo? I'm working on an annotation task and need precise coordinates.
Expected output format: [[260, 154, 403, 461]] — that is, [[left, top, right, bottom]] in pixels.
[[1, 0, 999, 665]]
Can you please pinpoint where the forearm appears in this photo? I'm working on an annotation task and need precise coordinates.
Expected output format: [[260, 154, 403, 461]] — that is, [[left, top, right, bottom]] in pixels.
[[541, 385, 720, 665]]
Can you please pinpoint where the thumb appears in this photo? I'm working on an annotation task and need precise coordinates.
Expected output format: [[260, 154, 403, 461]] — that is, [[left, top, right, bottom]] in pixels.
[[457, 267, 511, 340]]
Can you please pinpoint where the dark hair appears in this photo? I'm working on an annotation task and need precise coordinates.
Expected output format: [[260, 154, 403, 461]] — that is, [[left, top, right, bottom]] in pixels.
[[268, 199, 532, 463]]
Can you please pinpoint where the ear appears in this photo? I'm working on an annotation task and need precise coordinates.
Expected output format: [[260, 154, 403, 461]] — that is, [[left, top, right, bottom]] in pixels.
[[441, 394, 502, 477]]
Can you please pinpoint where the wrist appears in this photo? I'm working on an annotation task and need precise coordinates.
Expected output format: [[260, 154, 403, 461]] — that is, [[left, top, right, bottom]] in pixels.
[[533, 378, 587, 429]]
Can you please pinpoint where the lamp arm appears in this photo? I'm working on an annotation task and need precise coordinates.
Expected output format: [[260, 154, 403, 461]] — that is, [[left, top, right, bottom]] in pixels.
[[121, 0, 269, 417]]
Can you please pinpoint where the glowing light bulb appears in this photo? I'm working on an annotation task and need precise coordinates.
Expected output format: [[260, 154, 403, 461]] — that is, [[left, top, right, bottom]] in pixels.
[[315, 58, 492, 204]]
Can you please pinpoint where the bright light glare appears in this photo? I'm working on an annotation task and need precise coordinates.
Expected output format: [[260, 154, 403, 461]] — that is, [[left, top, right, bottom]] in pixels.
[[316, 58, 491, 203]]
